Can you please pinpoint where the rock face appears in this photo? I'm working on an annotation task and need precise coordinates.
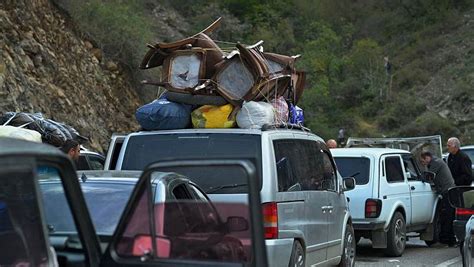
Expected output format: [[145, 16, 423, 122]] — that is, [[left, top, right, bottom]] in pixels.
[[0, 0, 141, 152]]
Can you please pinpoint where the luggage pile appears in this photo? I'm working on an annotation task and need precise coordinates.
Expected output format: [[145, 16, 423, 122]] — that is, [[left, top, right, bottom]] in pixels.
[[136, 17, 306, 130], [0, 112, 88, 146]]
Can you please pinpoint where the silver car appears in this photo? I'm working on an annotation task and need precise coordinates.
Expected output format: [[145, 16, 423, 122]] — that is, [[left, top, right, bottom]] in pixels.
[[448, 186, 474, 267], [106, 127, 357, 266]]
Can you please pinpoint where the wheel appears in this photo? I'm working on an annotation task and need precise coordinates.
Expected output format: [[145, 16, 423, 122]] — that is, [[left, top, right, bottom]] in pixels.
[[288, 240, 305, 267], [385, 212, 406, 257], [339, 224, 356, 267], [425, 207, 441, 247]]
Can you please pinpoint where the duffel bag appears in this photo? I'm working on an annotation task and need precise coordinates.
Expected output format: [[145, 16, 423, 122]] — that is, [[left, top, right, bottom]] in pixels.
[[135, 98, 193, 130]]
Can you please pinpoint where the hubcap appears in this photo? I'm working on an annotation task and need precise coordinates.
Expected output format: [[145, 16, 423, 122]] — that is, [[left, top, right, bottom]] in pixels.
[[395, 218, 406, 251], [345, 232, 356, 266], [294, 247, 304, 267]]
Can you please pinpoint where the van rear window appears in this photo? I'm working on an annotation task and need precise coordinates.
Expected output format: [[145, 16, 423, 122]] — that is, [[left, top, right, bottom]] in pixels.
[[334, 157, 370, 185], [121, 133, 262, 193]]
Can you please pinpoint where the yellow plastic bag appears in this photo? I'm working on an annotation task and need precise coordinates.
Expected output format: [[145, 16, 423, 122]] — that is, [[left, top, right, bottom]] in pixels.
[[191, 104, 236, 128]]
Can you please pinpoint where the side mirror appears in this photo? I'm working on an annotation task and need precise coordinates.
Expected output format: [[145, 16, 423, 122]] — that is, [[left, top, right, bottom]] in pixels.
[[422, 171, 436, 182], [343, 177, 356, 191], [226, 216, 249, 232], [448, 186, 474, 210]]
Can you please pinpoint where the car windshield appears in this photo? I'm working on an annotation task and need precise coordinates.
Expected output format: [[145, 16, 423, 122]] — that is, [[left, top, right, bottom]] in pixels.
[[41, 181, 134, 235], [334, 157, 370, 185], [121, 133, 262, 193]]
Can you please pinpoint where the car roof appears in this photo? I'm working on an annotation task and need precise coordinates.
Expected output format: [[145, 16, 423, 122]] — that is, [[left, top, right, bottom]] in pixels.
[[330, 147, 410, 157], [127, 127, 315, 137], [0, 137, 64, 158], [462, 145, 474, 150]]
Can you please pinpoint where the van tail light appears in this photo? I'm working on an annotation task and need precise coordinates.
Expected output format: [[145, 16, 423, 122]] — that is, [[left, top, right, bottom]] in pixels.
[[365, 199, 382, 218], [263, 202, 278, 239], [456, 208, 474, 216]]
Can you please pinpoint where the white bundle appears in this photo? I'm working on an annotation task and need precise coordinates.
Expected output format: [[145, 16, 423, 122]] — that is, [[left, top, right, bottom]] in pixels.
[[236, 101, 275, 129]]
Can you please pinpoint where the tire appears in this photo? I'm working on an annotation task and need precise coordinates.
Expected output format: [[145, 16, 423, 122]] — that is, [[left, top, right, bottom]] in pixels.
[[339, 224, 356, 267], [385, 212, 406, 257], [425, 207, 441, 247], [288, 240, 305, 267]]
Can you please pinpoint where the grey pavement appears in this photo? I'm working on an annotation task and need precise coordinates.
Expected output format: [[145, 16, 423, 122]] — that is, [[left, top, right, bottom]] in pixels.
[[355, 237, 462, 267]]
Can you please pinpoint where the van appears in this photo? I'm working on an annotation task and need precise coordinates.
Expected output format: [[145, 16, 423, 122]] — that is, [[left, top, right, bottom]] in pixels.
[[106, 127, 356, 266]]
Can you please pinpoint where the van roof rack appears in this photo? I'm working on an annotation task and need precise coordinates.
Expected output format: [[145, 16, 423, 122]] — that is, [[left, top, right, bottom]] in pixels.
[[261, 123, 311, 132]]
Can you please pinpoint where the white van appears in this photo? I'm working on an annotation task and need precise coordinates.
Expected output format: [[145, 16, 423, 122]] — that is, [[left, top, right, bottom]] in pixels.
[[105, 127, 356, 266]]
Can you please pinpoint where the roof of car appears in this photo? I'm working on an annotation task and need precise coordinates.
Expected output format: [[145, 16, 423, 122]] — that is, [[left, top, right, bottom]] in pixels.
[[330, 147, 410, 157], [128, 127, 314, 136], [0, 137, 64, 158], [462, 145, 474, 150]]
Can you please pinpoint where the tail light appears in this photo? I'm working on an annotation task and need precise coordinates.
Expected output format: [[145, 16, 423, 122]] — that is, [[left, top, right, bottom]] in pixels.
[[456, 208, 474, 216], [263, 202, 278, 239], [365, 199, 382, 218]]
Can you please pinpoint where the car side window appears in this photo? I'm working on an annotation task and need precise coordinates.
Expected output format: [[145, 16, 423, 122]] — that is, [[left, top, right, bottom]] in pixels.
[[0, 167, 51, 266], [273, 139, 327, 191], [76, 155, 90, 170], [385, 156, 405, 183], [88, 155, 104, 170], [322, 151, 337, 191], [402, 155, 420, 180]]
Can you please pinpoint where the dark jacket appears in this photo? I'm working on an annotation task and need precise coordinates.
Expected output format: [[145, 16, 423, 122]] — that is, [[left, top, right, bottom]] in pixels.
[[428, 157, 455, 194], [448, 150, 473, 186]]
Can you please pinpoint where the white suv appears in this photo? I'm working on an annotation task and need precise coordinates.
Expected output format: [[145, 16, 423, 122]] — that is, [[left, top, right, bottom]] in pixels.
[[331, 148, 440, 256]]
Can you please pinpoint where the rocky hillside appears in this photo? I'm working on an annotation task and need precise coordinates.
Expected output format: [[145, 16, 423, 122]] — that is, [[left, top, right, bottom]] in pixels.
[[0, 0, 141, 152]]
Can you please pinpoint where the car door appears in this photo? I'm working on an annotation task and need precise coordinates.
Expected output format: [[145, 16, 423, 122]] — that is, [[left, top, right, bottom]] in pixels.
[[322, 146, 347, 260], [0, 158, 55, 266], [379, 155, 412, 224], [272, 137, 328, 264], [100, 159, 268, 267], [403, 154, 436, 225]]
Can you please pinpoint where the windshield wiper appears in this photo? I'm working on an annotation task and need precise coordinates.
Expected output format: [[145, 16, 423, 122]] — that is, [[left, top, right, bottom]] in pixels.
[[205, 183, 247, 194], [350, 172, 361, 177]]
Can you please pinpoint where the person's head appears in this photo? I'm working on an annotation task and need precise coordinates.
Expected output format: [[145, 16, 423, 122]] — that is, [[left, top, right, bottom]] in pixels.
[[326, 139, 337, 149], [420, 151, 433, 166], [447, 137, 461, 155], [60, 140, 80, 162]]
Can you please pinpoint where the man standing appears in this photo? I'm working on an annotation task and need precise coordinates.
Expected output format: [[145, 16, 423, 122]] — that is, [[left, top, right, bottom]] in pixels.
[[60, 139, 81, 163], [420, 151, 456, 246], [447, 137, 472, 186]]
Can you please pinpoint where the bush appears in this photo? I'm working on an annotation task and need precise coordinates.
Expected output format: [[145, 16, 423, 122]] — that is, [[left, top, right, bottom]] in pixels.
[[398, 111, 460, 137], [68, 1, 152, 71]]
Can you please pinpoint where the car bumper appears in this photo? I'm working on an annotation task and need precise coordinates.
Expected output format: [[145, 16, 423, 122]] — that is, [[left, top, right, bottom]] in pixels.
[[454, 220, 467, 242], [353, 221, 386, 231], [266, 238, 294, 267]]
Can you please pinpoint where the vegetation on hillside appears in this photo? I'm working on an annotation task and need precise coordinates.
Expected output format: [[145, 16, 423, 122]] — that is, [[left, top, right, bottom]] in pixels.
[[58, 0, 474, 143]]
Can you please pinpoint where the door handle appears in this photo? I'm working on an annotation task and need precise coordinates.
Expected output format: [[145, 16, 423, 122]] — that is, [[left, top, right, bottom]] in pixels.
[[411, 186, 415, 190], [327, 206, 334, 213]]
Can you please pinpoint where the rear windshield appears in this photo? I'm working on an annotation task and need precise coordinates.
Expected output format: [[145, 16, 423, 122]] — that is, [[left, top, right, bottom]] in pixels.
[[41, 182, 134, 235], [334, 157, 370, 185], [121, 133, 262, 193]]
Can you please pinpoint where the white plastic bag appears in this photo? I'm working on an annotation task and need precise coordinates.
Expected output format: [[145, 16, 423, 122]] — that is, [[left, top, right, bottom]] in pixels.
[[0, 125, 42, 143], [236, 101, 275, 129]]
